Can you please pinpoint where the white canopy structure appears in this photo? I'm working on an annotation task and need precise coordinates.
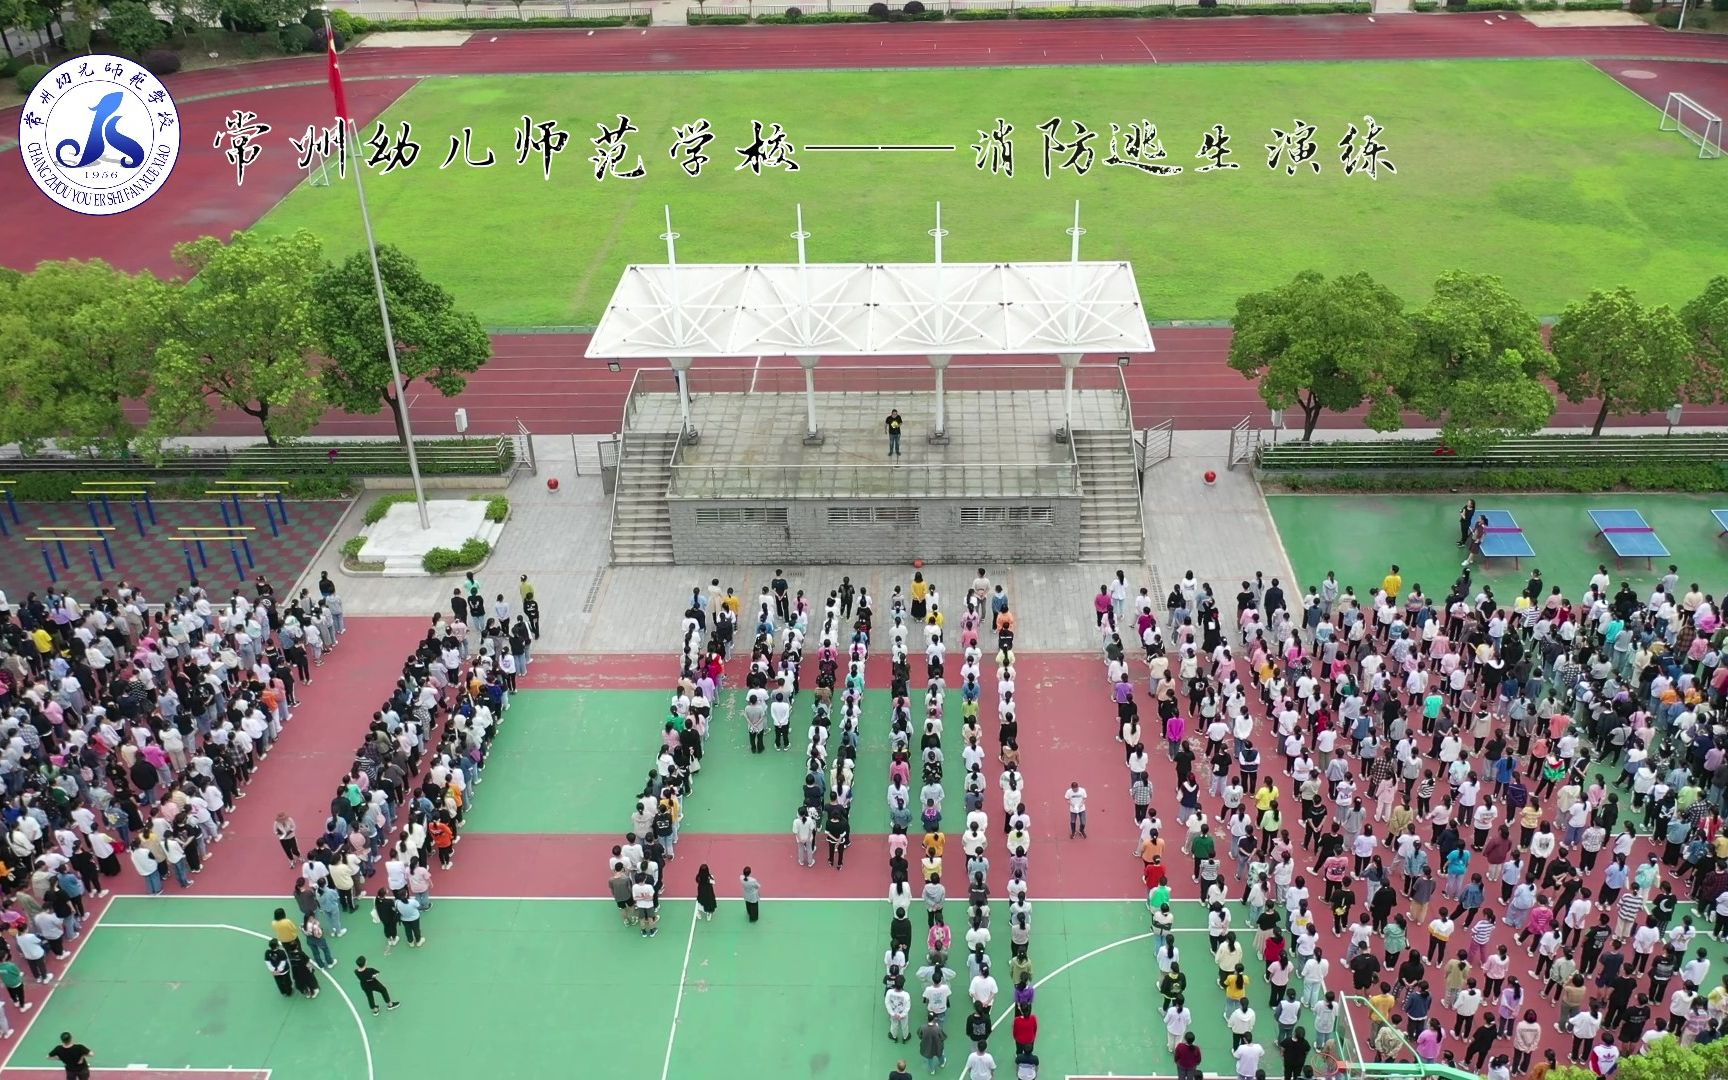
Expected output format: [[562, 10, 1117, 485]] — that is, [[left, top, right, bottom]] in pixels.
[[586, 205, 1155, 441], [585, 259, 1153, 359]]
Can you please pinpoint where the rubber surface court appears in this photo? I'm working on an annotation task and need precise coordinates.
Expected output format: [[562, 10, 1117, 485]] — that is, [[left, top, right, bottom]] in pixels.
[[8, 896, 1261, 1080], [1268, 492, 1728, 601]]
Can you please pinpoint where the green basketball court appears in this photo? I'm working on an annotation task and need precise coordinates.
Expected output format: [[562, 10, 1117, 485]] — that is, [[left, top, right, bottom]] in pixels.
[[465, 689, 974, 835], [12, 896, 1291, 1080]]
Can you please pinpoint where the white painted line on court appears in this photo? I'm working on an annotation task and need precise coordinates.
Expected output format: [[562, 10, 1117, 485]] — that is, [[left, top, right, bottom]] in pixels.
[[99, 923, 372, 1080], [659, 905, 701, 1080], [0, 897, 112, 1074], [953, 931, 1157, 1080]]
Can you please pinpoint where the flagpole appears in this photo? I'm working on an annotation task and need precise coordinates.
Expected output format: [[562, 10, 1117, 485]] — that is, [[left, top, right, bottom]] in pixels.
[[326, 16, 429, 530]]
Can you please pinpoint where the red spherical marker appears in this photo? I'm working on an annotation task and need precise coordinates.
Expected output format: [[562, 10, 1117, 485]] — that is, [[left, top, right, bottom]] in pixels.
[[547, 477, 560, 492], [913, 559, 924, 569], [1204, 470, 1217, 485]]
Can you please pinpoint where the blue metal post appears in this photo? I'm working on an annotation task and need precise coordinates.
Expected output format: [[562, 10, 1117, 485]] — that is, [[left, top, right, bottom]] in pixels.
[[85, 499, 101, 528], [40, 546, 56, 584], [275, 492, 289, 524], [0, 513, 9, 538], [89, 546, 104, 582], [220, 501, 233, 528], [195, 539, 208, 569], [5, 491, 19, 525], [99, 494, 113, 525], [241, 537, 256, 568], [55, 539, 69, 570], [130, 499, 147, 537], [264, 499, 280, 538], [100, 535, 115, 570], [183, 545, 197, 582], [231, 494, 245, 525], [142, 491, 156, 525], [230, 543, 246, 583]]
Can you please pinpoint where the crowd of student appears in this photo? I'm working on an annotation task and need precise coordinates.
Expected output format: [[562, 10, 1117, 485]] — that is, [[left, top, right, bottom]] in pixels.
[[264, 571, 531, 1009], [0, 573, 358, 1038], [865, 570, 1037, 1080], [1098, 547, 1728, 1080]]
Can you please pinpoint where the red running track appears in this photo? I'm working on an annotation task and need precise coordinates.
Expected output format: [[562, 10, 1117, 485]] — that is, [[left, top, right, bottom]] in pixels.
[[7, 18, 1727, 434], [4, 17, 1725, 102], [144, 337, 1728, 439]]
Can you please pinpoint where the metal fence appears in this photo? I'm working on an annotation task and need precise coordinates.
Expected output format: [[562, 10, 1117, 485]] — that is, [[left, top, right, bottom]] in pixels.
[[1258, 434, 1728, 470], [668, 460, 1082, 499], [622, 362, 1133, 431], [705, 0, 1312, 12], [343, 1, 647, 19], [1136, 419, 1175, 470], [0, 437, 516, 477], [1226, 417, 1258, 471]]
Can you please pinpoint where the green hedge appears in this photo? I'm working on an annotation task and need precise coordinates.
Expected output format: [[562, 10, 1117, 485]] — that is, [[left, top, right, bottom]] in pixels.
[[1020, 5, 1160, 16], [423, 538, 491, 575], [361, 492, 418, 526], [354, 13, 650, 29], [470, 494, 510, 522], [752, 6, 940, 18], [0, 472, 353, 502], [340, 535, 370, 560], [687, 11, 751, 20], [1560, 0, 1622, 8], [1269, 462, 1725, 494], [951, 7, 1016, 15], [756, 10, 871, 20]]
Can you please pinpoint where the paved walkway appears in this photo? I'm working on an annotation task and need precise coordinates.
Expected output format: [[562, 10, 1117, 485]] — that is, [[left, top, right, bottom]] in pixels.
[[315, 431, 1292, 653], [1139, 428, 1296, 600]]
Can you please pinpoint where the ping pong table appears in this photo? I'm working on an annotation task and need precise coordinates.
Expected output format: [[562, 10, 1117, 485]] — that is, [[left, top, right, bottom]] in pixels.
[[1589, 508, 1670, 570], [1473, 509, 1535, 569], [1714, 509, 1728, 538]]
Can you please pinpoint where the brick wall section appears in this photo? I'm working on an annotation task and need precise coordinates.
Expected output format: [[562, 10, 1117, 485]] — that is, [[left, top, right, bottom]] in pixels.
[[668, 497, 1082, 563]]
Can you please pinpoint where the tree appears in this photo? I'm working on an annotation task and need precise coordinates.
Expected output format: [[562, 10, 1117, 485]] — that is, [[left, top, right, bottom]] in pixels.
[[103, 0, 164, 55], [64, 0, 97, 51], [1226, 270, 1414, 441], [1550, 285, 1695, 437], [0, 0, 27, 58], [1619, 1035, 1707, 1080], [1680, 274, 1728, 404], [1404, 270, 1554, 453], [152, 230, 328, 446], [311, 245, 491, 445], [0, 260, 170, 454]]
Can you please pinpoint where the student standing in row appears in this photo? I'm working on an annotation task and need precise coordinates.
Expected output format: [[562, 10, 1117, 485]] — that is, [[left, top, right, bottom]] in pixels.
[[741, 867, 762, 922], [352, 957, 401, 1016]]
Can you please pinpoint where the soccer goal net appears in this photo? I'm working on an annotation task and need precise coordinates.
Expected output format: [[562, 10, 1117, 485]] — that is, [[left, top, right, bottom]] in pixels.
[[1659, 91, 1724, 160]]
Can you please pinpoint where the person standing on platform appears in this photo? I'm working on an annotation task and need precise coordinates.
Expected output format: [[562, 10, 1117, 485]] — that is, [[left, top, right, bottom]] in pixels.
[[886, 410, 904, 458]]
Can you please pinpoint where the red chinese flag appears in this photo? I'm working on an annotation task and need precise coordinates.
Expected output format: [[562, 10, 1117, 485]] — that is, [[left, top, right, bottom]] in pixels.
[[326, 25, 350, 123]]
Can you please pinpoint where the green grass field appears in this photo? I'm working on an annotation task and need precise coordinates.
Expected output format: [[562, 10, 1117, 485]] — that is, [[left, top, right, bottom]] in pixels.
[[254, 60, 1728, 327]]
